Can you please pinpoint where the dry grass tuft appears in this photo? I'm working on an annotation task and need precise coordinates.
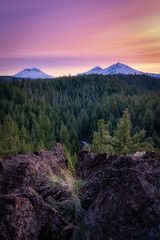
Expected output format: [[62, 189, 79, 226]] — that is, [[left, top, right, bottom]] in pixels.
[[46, 163, 84, 220]]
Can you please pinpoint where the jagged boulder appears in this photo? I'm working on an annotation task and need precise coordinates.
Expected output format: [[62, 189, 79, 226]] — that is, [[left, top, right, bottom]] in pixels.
[[76, 151, 160, 240], [0, 187, 65, 240], [0, 143, 66, 194], [37, 143, 67, 174], [0, 143, 68, 240], [1, 144, 160, 240]]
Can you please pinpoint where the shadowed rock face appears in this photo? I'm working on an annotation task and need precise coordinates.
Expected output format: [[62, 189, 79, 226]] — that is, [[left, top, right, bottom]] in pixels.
[[76, 151, 160, 240], [0, 143, 66, 194], [0, 187, 64, 240], [0, 145, 160, 240], [0, 143, 66, 240]]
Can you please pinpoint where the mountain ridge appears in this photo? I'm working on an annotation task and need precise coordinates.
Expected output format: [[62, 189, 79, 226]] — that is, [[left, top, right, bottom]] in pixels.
[[13, 67, 54, 79], [9, 63, 160, 79], [77, 62, 160, 79]]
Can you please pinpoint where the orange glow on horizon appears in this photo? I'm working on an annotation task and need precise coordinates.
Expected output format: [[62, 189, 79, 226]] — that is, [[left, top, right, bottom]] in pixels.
[[0, 0, 160, 76]]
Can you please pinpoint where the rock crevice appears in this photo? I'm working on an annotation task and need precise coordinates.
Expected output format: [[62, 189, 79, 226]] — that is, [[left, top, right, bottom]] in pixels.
[[0, 146, 160, 240]]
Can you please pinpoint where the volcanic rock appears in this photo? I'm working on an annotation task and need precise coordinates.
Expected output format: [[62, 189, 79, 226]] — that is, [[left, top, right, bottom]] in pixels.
[[1, 144, 160, 240], [0, 143, 67, 240], [76, 151, 160, 240], [0, 187, 65, 240], [0, 143, 66, 194]]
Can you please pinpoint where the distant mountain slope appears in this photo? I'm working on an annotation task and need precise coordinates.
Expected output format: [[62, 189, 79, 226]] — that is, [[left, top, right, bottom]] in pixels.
[[77, 66, 103, 75], [102, 63, 143, 75], [78, 62, 160, 79], [13, 67, 54, 79]]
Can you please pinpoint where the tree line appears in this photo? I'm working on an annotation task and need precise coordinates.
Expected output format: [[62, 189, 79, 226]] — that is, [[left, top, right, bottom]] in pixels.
[[91, 109, 153, 155], [0, 74, 160, 158]]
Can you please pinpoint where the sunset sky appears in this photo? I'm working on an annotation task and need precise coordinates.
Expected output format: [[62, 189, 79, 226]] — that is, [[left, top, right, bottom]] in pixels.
[[0, 0, 160, 76]]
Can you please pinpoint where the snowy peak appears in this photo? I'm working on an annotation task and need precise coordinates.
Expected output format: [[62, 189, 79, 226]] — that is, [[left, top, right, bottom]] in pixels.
[[102, 62, 143, 75], [91, 66, 103, 71], [24, 67, 41, 72], [77, 66, 103, 75], [78, 63, 160, 79], [13, 68, 54, 79]]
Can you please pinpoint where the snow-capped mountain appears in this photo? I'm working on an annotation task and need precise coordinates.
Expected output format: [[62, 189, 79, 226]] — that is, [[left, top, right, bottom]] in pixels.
[[102, 63, 143, 75], [77, 66, 103, 75], [13, 68, 54, 79], [78, 63, 160, 79]]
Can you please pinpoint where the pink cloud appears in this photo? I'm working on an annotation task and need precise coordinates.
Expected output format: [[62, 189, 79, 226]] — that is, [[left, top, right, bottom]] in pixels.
[[0, 0, 160, 74]]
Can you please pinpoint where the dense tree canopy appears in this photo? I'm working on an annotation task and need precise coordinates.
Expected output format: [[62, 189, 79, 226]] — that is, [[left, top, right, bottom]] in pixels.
[[0, 74, 160, 157], [91, 109, 153, 155]]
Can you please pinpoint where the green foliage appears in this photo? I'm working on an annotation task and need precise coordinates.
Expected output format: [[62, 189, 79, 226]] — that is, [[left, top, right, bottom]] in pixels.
[[113, 109, 132, 154], [64, 145, 78, 173], [49, 200, 56, 208], [91, 109, 154, 155], [91, 119, 114, 155], [143, 109, 154, 137], [1, 116, 20, 156], [60, 125, 70, 149], [0, 74, 160, 157], [74, 179, 84, 190], [39, 115, 53, 149], [113, 109, 153, 154], [47, 166, 84, 220]]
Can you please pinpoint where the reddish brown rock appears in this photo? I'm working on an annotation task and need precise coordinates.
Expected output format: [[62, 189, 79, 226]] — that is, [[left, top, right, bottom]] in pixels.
[[76, 151, 160, 240], [0, 143, 67, 240], [37, 143, 67, 174], [0, 143, 66, 194], [1, 144, 160, 240], [0, 187, 65, 240]]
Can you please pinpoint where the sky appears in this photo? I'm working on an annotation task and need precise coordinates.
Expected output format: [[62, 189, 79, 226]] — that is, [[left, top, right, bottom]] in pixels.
[[0, 0, 160, 76]]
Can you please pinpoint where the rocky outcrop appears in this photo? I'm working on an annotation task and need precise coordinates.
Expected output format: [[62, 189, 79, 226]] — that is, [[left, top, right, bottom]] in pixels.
[[0, 143, 66, 194], [0, 145, 160, 240], [0, 187, 64, 240], [0, 143, 67, 240], [76, 150, 160, 240]]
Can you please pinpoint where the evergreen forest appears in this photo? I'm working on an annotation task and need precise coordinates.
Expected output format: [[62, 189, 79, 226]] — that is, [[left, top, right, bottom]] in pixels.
[[0, 74, 160, 158]]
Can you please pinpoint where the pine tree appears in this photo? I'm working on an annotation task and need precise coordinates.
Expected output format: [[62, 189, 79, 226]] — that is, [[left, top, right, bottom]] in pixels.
[[60, 124, 70, 149], [39, 115, 52, 149], [113, 109, 153, 154], [114, 109, 131, 154], [19, 126, 31, 153], [91, 109, 153, 155], [3, 115, 20, 156], [143, 109, 154, 137], [113, 101, 119, 118], [37, 139, 45, 150], [31, 121, 40, 151], [91, 119, 113, 154]]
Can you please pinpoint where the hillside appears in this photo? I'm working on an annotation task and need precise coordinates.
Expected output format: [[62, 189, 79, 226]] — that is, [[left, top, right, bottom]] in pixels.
[[0, 74, 160, 158], [13, 67, 54, 79], [78, 62, 160, 79], [0, 144, 160, 240]]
